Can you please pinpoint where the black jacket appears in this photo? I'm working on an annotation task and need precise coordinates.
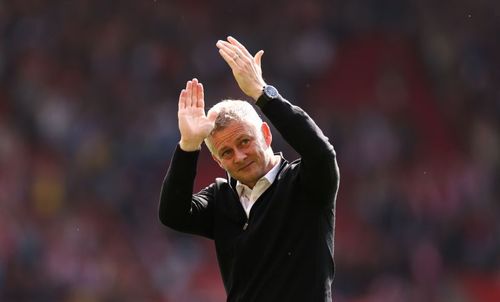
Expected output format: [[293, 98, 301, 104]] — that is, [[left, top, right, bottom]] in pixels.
[[159, 95, 340, 302]]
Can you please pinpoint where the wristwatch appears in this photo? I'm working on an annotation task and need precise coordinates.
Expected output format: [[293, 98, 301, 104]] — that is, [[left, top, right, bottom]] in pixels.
[[257, 85, 280, 107]]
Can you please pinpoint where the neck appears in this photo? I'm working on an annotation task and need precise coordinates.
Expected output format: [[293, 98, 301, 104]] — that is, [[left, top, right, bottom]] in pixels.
[[264, 153, 279, 176], [265, 148, 276, 168]]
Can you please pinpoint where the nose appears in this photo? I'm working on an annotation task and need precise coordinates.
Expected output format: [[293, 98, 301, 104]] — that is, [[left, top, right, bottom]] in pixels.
[[233, 148, 247, 164]]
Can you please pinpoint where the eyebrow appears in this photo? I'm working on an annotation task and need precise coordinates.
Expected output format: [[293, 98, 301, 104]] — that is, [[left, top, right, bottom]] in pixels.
[[216, 134, 253, 157]]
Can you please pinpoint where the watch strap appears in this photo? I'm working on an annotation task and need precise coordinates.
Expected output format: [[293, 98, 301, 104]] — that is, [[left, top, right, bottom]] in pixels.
[[256, 92, 270, 108], [256, 85, 279, 108]]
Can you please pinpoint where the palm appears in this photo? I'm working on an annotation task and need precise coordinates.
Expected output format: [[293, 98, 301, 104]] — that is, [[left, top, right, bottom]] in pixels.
[[178, 106, 214, 140], [177, 79, 217, 150]]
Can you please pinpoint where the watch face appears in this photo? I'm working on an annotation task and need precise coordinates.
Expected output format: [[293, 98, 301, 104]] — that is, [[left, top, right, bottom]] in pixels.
[[264, 85, 279, 98]]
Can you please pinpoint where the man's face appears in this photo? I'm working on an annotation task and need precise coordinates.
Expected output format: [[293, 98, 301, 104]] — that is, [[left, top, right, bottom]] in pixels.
[[210, 120, 273, 188]]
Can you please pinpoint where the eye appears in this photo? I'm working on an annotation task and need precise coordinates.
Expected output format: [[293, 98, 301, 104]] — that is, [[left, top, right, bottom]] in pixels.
[[221, 149, 233, 159], [241, 138, 250, 145]]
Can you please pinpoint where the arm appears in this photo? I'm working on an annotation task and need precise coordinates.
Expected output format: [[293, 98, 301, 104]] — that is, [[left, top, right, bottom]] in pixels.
[[159, 146, 216, 238], [216, 36, 339, 202], [259, 95, 339, 202], [158, 79, 218, 238]]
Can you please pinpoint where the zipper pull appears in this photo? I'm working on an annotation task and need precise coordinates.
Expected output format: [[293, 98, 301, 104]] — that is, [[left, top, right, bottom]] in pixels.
[[243, 222, 248, 230]]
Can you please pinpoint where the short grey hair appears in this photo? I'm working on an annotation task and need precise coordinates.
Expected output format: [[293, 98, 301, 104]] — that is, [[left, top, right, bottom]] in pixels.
[[204, 100, 263, 155]]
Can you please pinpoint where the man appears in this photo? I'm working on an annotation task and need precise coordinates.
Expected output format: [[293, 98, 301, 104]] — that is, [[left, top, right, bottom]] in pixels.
[[159, 36, 340, 302]]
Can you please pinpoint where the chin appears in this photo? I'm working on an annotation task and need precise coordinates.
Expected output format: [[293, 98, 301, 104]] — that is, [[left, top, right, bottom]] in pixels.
[[237, 174, 258, 187]]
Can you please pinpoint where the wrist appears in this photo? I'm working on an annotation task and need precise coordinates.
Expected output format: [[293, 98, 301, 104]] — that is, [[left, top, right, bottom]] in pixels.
[[256, 85, 280, 107], [249, 82, 267, 102], [179, 139, 202, 152]]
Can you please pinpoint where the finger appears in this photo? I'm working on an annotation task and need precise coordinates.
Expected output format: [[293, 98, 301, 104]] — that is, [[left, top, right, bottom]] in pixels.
[[227, 36, 252, 58], [191, 78, 199, 107], [197, 82, 204, 108], [254, 50, 264, 67], [217, 40, 247, 62], [178, 89, 187, 110], [186, 80, 194, 107], [218, 48, 238, 69]]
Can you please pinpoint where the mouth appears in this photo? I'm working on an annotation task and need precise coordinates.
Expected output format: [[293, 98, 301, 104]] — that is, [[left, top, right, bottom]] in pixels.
[[239, 161, 254, 171]]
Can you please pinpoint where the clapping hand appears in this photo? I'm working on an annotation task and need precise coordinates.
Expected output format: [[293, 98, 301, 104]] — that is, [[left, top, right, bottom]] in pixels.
[[178, 78, 218, 151], [216, 36, 266, 101]]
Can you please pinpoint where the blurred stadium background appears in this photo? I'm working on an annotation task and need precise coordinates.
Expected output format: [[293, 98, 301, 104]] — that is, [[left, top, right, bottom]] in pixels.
[[0, 0, 499, 301]]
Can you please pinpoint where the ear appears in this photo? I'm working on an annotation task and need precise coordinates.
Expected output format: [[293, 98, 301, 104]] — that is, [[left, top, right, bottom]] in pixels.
[[261, 122, 272, 147], [212, 154, 224, 169]]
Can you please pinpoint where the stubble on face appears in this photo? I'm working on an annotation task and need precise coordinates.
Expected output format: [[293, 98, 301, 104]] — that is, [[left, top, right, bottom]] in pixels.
[[210, 121, 273, 188]]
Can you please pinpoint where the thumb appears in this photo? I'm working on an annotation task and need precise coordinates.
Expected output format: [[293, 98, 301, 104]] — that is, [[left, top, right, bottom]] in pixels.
[[254, 50, 264, 67], [207, 110, 218, 124]]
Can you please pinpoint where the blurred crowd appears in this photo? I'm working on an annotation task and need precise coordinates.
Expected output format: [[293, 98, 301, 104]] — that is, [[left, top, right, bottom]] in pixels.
[[0, 0, 499, 301]]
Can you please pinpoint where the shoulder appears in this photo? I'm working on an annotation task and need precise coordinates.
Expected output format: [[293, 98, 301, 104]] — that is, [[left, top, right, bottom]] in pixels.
[[215, 177, 229, 187]]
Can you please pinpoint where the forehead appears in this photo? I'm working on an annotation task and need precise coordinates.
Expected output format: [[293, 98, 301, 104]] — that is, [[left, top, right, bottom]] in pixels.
[[211, 121, 258, 150]]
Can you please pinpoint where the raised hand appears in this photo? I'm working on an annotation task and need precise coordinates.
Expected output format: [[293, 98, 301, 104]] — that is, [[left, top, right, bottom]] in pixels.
[[178, 78, 218, 151], [216, 36, 266, 101]]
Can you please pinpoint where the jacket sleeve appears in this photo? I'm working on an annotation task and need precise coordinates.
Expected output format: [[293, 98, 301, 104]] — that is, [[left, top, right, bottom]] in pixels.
[[258, 96, 340, 205], [158, 145, 215, 239]]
